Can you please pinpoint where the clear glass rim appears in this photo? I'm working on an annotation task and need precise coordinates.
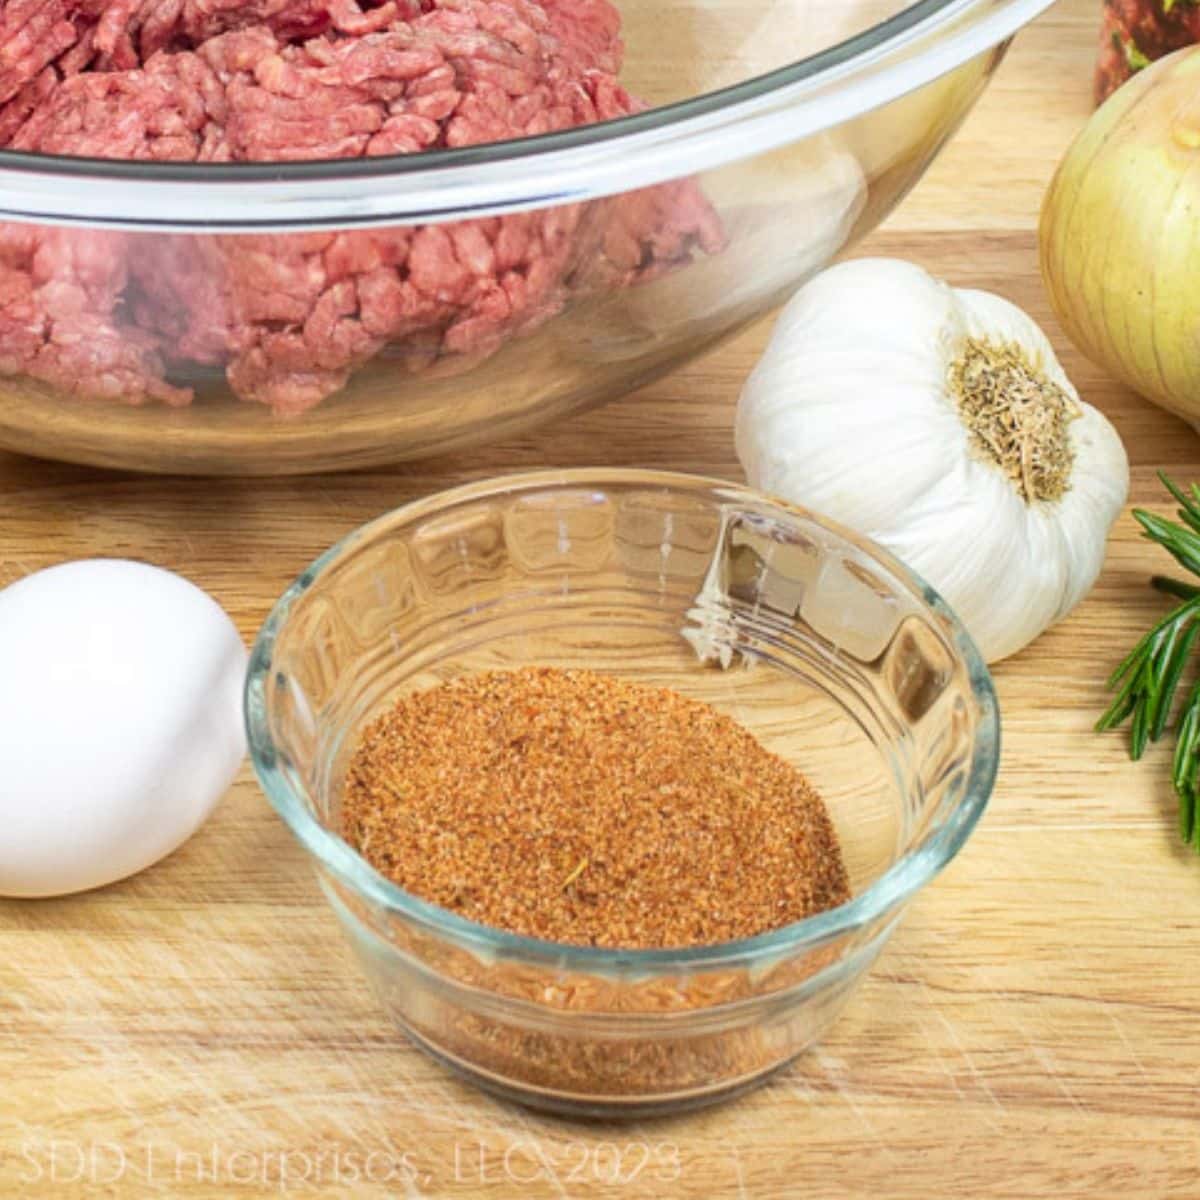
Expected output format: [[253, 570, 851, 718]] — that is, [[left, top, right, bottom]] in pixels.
[[0, 0, 1053, 229], [246, 468, 999, 971]]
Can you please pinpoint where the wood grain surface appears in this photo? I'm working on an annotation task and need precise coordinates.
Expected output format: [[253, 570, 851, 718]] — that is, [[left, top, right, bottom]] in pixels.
[[4, 1, 1199, 1196]]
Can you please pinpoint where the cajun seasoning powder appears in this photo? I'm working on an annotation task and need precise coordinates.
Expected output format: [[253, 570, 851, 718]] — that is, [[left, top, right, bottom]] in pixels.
[[343, 667, 850, 950]]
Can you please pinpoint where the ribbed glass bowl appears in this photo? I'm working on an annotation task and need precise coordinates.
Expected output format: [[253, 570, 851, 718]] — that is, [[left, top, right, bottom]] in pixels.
[[0, 0, 1052, 474], [246, 469, 999, 1116]]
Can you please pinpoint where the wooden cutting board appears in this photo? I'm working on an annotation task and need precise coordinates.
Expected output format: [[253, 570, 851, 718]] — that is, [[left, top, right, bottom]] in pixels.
[[2, 1, 1197, 1195]]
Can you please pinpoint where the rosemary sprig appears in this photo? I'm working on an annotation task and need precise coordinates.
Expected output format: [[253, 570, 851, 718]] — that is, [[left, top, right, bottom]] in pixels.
[[1098, 472, 1200, 850]]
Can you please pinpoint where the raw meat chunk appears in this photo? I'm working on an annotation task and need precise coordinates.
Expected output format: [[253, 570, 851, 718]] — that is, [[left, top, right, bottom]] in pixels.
[[0, 223, 187, 404]]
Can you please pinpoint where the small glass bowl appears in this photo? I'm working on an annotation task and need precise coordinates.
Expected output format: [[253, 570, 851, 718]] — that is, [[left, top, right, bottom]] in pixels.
[[246, 470, 998, 1117]]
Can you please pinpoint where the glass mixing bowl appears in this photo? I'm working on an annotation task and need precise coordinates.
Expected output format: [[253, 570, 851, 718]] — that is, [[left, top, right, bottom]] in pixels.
[[246, 470, 999, 1116], [0, 0, 1052, 474]]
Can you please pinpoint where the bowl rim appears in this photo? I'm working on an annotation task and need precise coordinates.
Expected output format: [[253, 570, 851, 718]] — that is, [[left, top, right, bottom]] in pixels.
[[245, 467, 999, 970], [0, 0, 1053, 230]]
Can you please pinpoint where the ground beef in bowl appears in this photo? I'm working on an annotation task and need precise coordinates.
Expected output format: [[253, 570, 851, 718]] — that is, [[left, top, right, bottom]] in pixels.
[[0, 0, 725, 413]]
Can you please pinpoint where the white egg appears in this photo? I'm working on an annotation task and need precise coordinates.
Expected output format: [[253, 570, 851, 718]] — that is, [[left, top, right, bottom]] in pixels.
[[0, 560, 246, 897]]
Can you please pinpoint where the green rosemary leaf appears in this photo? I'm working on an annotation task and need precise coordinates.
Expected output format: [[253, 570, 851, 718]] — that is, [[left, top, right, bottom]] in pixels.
[[1145, 620, 1179, 735], [1175, 689, 1200, 847], [1159, 472, 1200, 536], [1105, 644, 1144, 691], [1175, 700, 1200, 845], [1104, 603, 1189, 690], [1097, 690, 1138, 733], [1098, 609, 1192, 730], [1101, 648, 1149, 715], [1130, 687, 1152, 760], [1150, 620, 1200, 741], [1152, 575, 1200, 601], [1181, 773, 1195, 845], [1135, 511, 1200, 578], [1171, 699, 1197, 793]]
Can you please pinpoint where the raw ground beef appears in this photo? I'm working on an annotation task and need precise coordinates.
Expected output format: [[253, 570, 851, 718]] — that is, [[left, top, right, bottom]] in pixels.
[[0, 0, 724, 412]]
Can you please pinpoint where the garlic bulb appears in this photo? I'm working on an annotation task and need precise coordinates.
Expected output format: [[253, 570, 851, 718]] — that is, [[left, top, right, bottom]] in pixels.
[[735, 258, 1130, 662]]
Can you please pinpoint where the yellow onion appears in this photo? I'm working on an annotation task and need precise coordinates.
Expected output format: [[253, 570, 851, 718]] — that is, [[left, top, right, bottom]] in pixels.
[[1040, 46, 1200, 427]]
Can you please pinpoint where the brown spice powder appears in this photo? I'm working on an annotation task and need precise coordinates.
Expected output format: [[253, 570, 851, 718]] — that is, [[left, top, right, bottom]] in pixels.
[[342, 667, 850, 950]]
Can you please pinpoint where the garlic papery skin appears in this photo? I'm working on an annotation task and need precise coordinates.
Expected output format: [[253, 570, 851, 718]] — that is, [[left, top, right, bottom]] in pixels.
[[735, 258, 1130, 663]]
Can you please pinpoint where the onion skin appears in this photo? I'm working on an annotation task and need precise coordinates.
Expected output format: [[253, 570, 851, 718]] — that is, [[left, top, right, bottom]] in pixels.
[[1040, 46, 1200, 428]]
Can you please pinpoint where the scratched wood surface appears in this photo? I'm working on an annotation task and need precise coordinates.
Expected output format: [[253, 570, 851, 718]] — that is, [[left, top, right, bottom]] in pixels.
[[3, 0, 1199, 1195]]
